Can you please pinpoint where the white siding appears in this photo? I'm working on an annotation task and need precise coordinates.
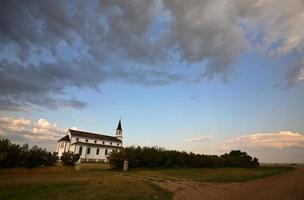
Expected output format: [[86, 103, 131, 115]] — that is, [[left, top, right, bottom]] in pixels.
[[57, 141, 70, 157], [56, 134, 122, 162]]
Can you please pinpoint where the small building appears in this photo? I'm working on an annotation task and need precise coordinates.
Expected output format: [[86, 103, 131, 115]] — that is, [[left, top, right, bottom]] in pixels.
[[56, 120, 123, 162]]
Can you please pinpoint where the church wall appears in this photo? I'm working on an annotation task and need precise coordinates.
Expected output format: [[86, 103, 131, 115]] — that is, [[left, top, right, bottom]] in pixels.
[[57, 122, 123, 162], [57, 141, 70, 157], [73, 145, 118, 162], [70, 136, 121, 146]]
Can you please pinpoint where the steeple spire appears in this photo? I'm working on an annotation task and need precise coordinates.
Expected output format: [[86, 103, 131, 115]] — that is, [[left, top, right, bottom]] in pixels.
[[116, 119, 122, 131], [115, 119, 123, 141]]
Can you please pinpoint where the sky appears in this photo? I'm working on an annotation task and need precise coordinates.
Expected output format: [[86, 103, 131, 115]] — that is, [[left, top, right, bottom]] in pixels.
[[0, 0, 304, 163]]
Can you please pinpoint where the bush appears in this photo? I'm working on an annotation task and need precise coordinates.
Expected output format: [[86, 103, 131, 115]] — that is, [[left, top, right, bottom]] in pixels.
[[220, 150, 260, 168], [108, 146, 259, 169], [0, 138, 58, 168], [24, 146, 58, 168], [60, 152, 80, 166]]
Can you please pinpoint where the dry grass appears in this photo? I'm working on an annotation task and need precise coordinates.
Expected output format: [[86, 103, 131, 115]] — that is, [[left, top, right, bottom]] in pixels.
[[0, 163, 294, 200], [126, 166, 293, 183], [0, 163, 172, 200], [0, 166, 73, 175]]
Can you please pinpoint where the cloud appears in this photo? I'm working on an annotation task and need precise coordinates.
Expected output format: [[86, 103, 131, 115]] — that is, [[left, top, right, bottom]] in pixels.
[[0, 116, 66, 150], [0, 59, 94, 111], [285, 59, 304, 86], [184, 136, 213, 142], [223, 131, 304, 150], [1, 0, 304, 111]]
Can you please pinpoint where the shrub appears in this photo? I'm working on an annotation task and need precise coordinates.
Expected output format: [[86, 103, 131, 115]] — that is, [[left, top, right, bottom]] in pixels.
[[0, 138, 58, 168], [108, 146, 260, 169], [0, 139, 26, 168], [60, 152, 80, 166], [24, 146, 58, 168]]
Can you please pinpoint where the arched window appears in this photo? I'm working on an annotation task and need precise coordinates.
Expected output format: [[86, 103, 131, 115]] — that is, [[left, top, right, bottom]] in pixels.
[[96, 148, 99, 155], [87, 147, 91, 154], [79, 146, 83, 155], [105, 149, 108, 155]]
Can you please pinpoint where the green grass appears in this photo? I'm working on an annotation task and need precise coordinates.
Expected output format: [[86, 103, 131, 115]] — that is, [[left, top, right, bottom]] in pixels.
[[0, 164, 293, 200], [126, 166, 293, 183]]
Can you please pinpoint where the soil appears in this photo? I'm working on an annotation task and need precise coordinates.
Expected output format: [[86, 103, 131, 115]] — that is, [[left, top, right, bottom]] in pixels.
[[154, 167, 304, 200]]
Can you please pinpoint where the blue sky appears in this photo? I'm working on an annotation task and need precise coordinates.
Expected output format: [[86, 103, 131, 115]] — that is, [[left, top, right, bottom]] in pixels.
[[1, 0, 304, 163]]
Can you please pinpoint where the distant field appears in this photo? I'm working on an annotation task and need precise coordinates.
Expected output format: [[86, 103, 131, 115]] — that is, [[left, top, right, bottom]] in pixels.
[[126, 166, 293, 183], [0, 164, 293, 200]]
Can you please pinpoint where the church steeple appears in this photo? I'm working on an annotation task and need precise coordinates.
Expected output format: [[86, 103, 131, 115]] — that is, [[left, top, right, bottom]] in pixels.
[[117, 120, 122, 131], [115, 119, 123, 140]]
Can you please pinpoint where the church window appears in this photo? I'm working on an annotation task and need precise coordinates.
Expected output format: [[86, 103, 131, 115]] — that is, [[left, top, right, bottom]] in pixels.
[[94, 140, 97, 143], [96, 148, 99, 155], [102, 141, 105, 144], [110, 142, 112, 145], [85, 139, 88, 142], [76, 138, 79, 141], [87, 147, 91, 154], [105, 149, 108, 155], [117, 143, 119, 146], [79, 146, 83, 155]]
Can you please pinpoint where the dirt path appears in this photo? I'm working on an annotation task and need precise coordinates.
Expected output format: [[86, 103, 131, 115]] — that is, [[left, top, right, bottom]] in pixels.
[[153, 167, 304, 200]]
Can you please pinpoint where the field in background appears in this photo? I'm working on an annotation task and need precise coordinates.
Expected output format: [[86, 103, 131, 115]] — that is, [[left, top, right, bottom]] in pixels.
[[0, 163, 294, 200], [126, 166, 293, 183]]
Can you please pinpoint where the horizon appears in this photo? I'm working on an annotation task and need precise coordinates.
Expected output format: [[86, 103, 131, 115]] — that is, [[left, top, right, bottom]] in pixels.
[[0, 0, 304, 164]]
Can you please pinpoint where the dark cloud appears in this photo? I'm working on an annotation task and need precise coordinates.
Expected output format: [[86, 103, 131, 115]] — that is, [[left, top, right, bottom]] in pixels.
[[0, 59, 98, 110], [0, 99, 24, 111], [1, 0, 304, 111]]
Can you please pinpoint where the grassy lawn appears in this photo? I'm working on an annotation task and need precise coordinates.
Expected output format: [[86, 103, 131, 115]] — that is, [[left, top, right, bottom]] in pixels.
[[126, 166, 293, 183], [0, 164, 293, 200], [0, 164, 172, 200]]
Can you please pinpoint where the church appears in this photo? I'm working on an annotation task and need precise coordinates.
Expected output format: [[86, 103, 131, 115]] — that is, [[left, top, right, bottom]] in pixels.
[[56, 120, 123, 162]]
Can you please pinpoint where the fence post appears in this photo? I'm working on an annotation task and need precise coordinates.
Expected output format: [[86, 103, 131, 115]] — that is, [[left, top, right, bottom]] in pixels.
[[75, 163, 81, 171], [123, 160, 128, 171]]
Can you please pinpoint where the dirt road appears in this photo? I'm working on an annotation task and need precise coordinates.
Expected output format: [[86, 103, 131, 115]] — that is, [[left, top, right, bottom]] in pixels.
[[155, 167, 304, 200]]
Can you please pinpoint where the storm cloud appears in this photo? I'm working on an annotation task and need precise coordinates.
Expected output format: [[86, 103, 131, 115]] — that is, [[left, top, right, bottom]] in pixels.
[[1, 0, 304, 111]]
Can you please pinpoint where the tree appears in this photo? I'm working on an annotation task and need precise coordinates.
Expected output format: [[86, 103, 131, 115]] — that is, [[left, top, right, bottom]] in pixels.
[[0, 138, 58, 168], [60, 152, 80, 166], [108, 146, 260, 169]]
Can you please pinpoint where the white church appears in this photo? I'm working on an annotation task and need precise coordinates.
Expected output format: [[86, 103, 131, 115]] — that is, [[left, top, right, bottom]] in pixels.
[[56, 120, 123, 162]]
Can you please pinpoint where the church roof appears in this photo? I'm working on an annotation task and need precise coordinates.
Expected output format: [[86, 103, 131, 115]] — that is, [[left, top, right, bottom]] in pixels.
[[116, 120, 122, 130], [69, 129, 121, 142], [58, 135, 70, 142]]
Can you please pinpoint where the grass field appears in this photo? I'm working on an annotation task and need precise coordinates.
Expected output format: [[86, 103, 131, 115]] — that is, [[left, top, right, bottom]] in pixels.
[[0, 164, 172, 200], [126, 166, 293, 183], [0, 164, 293, 200]]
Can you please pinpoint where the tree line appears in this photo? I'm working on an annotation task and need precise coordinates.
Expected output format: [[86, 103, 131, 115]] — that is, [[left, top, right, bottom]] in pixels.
[[108, 146, 260, 169], [1, 138, 259, 169], [0, 138, 79, 168]]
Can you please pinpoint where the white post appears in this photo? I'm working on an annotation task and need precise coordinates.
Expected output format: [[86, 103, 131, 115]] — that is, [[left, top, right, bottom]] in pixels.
[[123, 160, 128, 171], [75, 163, 81, 171]]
